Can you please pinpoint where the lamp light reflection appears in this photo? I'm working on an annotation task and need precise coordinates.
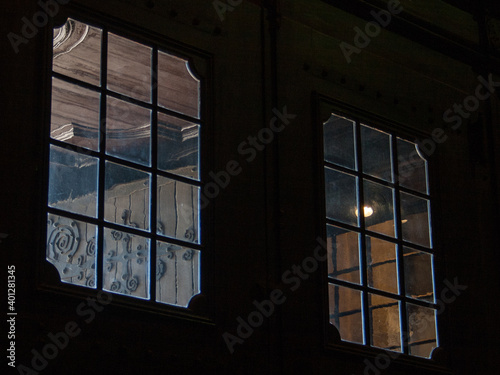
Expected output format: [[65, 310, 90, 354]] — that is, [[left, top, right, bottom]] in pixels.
[[355, 206, 374, 218]]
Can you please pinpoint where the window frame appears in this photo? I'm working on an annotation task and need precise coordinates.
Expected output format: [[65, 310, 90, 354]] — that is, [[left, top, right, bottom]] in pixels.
[[39, 9, 214, 321], [315, 94, 448, 370]]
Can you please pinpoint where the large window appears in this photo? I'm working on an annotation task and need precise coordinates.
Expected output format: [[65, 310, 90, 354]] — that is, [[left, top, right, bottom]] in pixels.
[[323, 112, 437, 358], [46, 18, 204, 307]]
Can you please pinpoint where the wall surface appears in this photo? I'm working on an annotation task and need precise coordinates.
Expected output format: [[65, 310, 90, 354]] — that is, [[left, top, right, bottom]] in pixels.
[[1, 1, 499, 374]]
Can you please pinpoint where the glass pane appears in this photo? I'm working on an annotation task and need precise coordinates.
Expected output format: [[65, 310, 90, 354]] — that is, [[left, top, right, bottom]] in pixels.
[[158, 112, 200, 180], [104, 162, 151, 231], [397, 138, 428, 194], [107, 33, 151, 102], [366, 236, 398, 294], [325, 167, 358, 226], [363, 180, 395, 237], [46, 214, 97, 288], [156, 241, 200, 307], [407, 303, 438, 358], [327, 225, 360, 284], [400, 192, 431, 247], [361, 124, 392, 182], [106, 97, 151, 166], [403, 247, 435, 302], [48, 145, 98, 217], [158, 51, 200, 118], [51, 78, 100, 151], [328, 284, 364, 344], [157, 177, 200, 244], [103, 228, 150, 299], [323, 114, 356, 170], [53, 19, 101, 86], [369, 294, 401, 351]]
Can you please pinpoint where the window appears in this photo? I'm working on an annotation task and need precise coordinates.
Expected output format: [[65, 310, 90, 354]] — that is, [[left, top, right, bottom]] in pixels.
[[46, 18, 205, 307], [323, 112, 437, 358]]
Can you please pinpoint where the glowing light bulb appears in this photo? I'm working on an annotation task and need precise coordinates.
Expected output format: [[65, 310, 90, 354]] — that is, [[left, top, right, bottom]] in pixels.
[[355, 206, 374, 217]]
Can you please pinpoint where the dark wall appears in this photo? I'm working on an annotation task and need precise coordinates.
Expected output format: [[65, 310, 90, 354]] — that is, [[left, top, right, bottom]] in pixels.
[[1, 1, 499, 374]]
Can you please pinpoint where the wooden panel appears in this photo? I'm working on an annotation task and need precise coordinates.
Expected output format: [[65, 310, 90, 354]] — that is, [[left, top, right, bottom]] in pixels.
[[157, 179, 176, 236], [129, 185, 148, 229], [156, 244, 199, 306], [156, 244, 178, 305], [174, 182, 196, 242]]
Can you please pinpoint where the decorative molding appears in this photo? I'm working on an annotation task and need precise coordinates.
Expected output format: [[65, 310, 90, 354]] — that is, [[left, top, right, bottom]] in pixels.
[[105, 231, 148, 296], [53, 19, 90, 60], [156, 259, 166, 281], [47, 216, 80, 261], [46, 215, 95, 287], [182, 249, 194, 261], [184, 227, 196, 242], [51, 121, 198, 142]]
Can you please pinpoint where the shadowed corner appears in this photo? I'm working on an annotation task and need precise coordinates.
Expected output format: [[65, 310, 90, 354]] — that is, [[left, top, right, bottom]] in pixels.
[[188, 293, 208, 314], [430, 346, 448, 366], [327, 321, 342, 344], [45, 257, 66, 286]]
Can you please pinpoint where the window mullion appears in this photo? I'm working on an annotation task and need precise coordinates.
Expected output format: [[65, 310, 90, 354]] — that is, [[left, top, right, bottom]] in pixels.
[[150, 46, 159, 302], [354, 120, 371, 347], [96, 28, 109, 291], [393, 134, 409, 355]]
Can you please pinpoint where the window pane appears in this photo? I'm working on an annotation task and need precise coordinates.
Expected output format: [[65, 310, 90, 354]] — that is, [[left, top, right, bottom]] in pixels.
[[397, 138, 428, 194], [363, 180, 395, 237], [329, 284, 364, 344], [46, 214, 97, 288], [48, 145, 98, 217], [158, 51, 200, 118], [49, 19, 206, 308], [325, 167, 358, 226], [369, 294, 402, 351], [51, 78, 100, 151], [156, 241, 200, 307], [103, 228, 150, 299], [104, 162, 151, 231], [107, 33, 151, 102], [157, 177, 200, 244], [400, 192, 431, 247], [366, 236, 398, 294], [361, 124, 392, 182], [158, 112, 200, 180], [323, 114, 356, 170], [407, 303, 437, 358], [327, 225, 360, 284], [53, 19, 101, 86], [106, 97, 151, 166], [403, 248, 435, 302]]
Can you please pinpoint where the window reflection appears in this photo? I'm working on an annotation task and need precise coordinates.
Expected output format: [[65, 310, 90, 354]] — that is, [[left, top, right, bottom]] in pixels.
[[323, 112, 437, 357]]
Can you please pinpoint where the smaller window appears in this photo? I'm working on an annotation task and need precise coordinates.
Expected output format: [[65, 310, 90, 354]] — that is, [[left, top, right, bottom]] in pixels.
[[323, 112, 437, 358], [46, 18, 204, 308]]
